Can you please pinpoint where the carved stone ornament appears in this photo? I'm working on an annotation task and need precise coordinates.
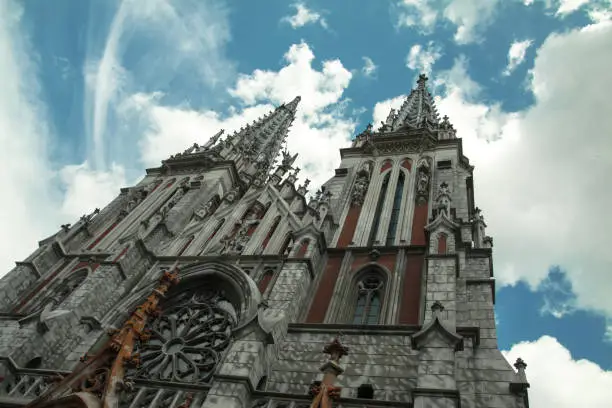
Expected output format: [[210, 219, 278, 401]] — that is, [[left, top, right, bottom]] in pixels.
[[350, 174, 370, 207], [223, 186, 241, 203], [435, 182, 452, 218], [128, 289, 236, 383], [375, 138, 435, 155]]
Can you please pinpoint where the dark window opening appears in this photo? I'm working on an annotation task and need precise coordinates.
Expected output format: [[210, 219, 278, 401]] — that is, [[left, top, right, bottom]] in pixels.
[[357, 383, 375, 399], [368, 173, 390, 246], [352, 275, 384, 325], [386, 172, 405, 246], [437, 160, 452, 169]]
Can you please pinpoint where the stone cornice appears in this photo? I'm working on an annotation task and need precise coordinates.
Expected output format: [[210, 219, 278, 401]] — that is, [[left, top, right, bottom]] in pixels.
[[289, 323, 421, 335], [325, 245, 427, 255]]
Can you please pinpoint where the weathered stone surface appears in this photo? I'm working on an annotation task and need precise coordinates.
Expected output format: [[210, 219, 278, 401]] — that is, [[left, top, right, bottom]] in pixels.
[[0, 77, 526, 408]]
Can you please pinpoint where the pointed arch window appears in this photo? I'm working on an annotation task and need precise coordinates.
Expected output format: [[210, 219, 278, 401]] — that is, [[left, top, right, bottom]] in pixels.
[[258, 269, 275, 294], [352, 275, 384, 325], [177, 235, 195, 256], [368, 173, 390, 246], [386, 172, 405, 246], [296, 238, 310, 257], [261, 216, 281, 251]]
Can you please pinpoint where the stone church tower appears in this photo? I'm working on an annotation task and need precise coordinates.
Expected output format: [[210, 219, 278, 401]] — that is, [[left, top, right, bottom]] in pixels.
[[0, 75, 530, 408]]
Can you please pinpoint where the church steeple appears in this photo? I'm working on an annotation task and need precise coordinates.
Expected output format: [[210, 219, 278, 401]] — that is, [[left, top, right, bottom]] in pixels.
[[391, 74, 440, 130], [378, 74, 456, 140]]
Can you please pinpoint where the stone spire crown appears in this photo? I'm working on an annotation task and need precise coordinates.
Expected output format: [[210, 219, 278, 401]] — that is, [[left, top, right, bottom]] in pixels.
[[390, 74, 440, 131]]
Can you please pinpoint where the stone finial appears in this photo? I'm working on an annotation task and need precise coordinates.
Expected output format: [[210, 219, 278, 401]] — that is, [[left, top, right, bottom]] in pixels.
[[61, 224, 71, 232], [323, 337, 349, 363], [510, 357, 530, 395], [431, 301, 445, 317]]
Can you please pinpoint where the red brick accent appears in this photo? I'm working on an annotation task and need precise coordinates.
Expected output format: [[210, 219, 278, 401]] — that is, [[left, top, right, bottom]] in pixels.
[[205, 219, 224, 246], [399, 254, 424, 324], [306, 256, 343, 323], [351, 253, 396, 273], [112, 246, 130, 262], [380, 160, 392, 173], [410, 203, 429, 245], [258, 271, 274, 294], [70, 262, 99, 272], [437, 234, 447, 254], [297, 239, 310, 257], [149, 181, 162, 194], [177, 237, 194, 256], [87, 221, 118, 250], [164, 180, 175, 189], [401, 159, 412, 171], [337, 206, 361, 247], [262, 217, 281, 250]]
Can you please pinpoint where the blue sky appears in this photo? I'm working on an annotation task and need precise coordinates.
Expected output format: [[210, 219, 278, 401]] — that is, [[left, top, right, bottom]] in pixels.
[[1, 0, 612, 405]]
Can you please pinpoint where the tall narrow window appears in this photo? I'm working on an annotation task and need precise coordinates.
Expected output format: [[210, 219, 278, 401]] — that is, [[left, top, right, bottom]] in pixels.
[[205, 219, 225, 246], [261, 216, 281, 251], [386, 172, 405, 246], [352, 275, 384, 325], [258, 269, 275, 294], [296, 239, 310, 257], [368, 173, 390, 246]]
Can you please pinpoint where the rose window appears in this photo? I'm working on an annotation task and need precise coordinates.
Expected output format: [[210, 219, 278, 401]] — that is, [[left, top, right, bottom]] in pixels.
[[131, 290, 236, 383]]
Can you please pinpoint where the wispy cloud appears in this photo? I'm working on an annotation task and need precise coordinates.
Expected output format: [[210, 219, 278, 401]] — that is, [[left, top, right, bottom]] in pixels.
[[396, 0, 499, 44], [361, 56, 378, 77], [282, 3, 328, 29], [503, 39, 533, 76], [84, 0, 234, 172], [406, 42, 442, 73]]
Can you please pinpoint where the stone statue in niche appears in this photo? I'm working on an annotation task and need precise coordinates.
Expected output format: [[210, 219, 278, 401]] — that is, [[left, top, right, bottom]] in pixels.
[[351, 175, 369, 207], [221, 206, 262, 255], [435, 182, 452, 218], [417, 169, 429, 195]]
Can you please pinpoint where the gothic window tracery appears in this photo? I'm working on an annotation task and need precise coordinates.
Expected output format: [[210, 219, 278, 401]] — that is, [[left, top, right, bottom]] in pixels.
[[261, 216, 281, 251], [368, 173, 390, 246], [386, 172, 405, 246], [129, 283, 237, 384], [352, 274, 384, 325]]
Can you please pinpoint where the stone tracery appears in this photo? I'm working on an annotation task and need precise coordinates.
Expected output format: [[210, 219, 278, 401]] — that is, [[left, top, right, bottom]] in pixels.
[[129, 287, 236, 384]]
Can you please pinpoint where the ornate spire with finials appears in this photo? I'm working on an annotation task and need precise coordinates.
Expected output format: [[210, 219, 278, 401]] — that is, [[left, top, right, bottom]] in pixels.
[[378, 74, 456, 140]]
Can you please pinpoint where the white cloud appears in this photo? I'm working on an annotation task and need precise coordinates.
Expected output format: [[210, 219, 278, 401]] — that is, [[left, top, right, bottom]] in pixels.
[[282, 3, 327, 29], [427, 21, 612, 318], [503, 39, 533, 75], [396, 0, 499, 44], [503, 336, 612, 407], [372, 95, 406, 127], [556, 0, 592, 15], [374, 20, 612, 318], [406, 42, 443, 73], [134, 42, 355, 191], [361, 56, 378, 77], [588, 1, 612, 22], [58, 162, 127, 220], [0, 1, 130, 275], [84, 0, 234, 171]]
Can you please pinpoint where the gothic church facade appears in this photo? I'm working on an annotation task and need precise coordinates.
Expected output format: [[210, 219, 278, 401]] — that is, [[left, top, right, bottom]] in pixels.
[[0, 75, 530, 408]]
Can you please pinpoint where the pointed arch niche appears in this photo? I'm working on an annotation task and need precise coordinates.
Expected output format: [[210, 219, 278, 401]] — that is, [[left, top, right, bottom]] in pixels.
[[342, 265, 391, 325], [337, 161, 373, 247]]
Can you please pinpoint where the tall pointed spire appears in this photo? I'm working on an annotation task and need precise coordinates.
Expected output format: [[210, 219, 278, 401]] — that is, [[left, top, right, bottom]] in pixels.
[[284, 95, 301, 113], [389, 74, 442, 133], [219, 96, 300, 182]]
